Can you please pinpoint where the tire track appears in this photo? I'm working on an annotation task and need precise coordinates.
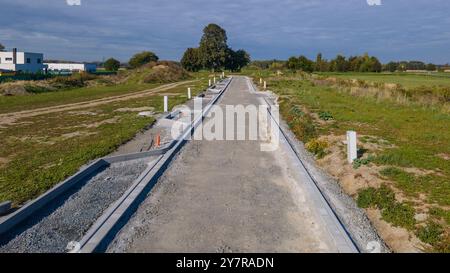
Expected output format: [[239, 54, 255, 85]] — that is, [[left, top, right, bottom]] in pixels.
[[0, 80, 196, 126]]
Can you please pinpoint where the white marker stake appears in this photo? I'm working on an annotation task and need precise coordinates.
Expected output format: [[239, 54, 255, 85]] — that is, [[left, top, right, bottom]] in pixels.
[[260, 78, 263, 84], [263, 81, 267, 90], [213, 77, 216, 84], [347, 131, 357, 163], [164, 96, 168, 112], [188, 88, 191, 99], [222, 72, 225, 78], [209, 79, 212, 86]]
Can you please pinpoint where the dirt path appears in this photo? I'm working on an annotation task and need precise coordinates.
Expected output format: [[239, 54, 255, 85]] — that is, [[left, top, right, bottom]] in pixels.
[[108, 76, 357, 253], [0, 80, 195, 126]]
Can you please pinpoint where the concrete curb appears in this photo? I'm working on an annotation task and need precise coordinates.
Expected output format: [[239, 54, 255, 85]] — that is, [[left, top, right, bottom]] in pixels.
[[76, 77, 233, 253], [0, 79, 232, 237]]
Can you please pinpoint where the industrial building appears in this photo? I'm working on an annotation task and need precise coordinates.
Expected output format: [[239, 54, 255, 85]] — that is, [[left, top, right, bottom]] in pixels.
[[45, 62, 97, 73], [0, 48, 45, 74]]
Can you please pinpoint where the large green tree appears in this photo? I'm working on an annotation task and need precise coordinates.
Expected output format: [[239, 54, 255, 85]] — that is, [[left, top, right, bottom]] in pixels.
[[181, 48, 202, 72], [129, 51, 159, 69], [225, 49, 251, 72], [199, 24, 229, 70], [104, 58, 121, 71]]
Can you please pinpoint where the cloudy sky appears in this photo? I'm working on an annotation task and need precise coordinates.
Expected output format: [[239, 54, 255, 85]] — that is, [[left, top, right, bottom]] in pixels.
[[1, 0, 449, 63]]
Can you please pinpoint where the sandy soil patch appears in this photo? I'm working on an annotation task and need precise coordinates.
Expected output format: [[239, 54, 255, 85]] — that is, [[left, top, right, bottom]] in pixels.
[[60, 131, 98, 139], [366, 209, 424, 253], [83, 117, 120, 128], [115, 107, 155, 113]]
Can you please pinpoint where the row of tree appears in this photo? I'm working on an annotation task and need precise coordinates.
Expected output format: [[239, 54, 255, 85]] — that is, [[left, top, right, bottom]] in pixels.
[[263, 53, 444, 73], [180, 24, 251, 72], [287, 53, 383, 73], [384, 61, 437, 72]]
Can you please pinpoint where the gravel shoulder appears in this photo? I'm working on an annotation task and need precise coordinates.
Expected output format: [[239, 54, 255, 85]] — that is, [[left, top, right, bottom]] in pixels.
[[0, 158, 152, 253]]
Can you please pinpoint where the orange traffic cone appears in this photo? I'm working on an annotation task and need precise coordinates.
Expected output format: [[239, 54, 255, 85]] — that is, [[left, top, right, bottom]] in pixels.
[[155, 134, 161, 148]]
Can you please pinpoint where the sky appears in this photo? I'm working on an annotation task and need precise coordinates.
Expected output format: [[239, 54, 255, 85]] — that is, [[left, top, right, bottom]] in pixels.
[[1, 0, 449, 64]]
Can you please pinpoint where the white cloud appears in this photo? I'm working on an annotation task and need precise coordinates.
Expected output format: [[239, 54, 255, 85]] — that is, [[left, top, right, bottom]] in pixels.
[[66, 0, 81, 6], [367, 0, 382, 6]]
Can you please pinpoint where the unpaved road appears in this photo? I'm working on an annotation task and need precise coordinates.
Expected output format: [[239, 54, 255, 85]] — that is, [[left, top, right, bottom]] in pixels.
[[108, 76, 357, 253], [0, 80, 195, 126]]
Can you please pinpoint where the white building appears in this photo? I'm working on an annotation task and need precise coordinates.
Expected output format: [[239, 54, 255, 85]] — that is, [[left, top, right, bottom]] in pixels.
[[0, 49, 45, 73], [45, 63, 97, 73]]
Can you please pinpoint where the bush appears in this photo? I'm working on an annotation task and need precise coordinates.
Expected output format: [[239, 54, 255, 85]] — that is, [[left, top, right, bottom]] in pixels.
[[104, 58, 121, 72], [129, 51, 159, 69], [305, 138, 329, 158], [318, 111, 333, 121]]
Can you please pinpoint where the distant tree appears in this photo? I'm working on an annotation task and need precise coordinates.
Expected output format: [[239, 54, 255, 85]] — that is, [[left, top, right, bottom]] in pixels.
[[385, 62, 398, 72], [225, 49, 251, 72], [331, 55, 348, 72], [297, 55, 314, 72], [406, 61, 426, 70], [181, 48, 202, 72], [287, 56, 300, 70], [315, 53, 329, 72], [103, 58, 121, 71], [199, 24, 229, 70], [129, 51, 159, 69], [426, 63, 437, 71], [0, 43, 4, 51]]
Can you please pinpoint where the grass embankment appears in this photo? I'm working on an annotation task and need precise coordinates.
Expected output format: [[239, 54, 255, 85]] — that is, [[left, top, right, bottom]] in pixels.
[[0, 77, 208, 207], [255, 72, 450, 252]]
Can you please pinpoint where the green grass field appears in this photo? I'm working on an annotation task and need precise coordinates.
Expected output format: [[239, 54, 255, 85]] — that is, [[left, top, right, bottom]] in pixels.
[[261, 74, 450, 252], [315, 72, 450, 88], [0, 77, 208, 207]]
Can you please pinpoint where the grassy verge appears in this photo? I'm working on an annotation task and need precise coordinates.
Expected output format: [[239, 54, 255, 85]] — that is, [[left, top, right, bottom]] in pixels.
[[0, 78, 208, 206], [0, 83, 160, 114], [257, 73, 450, 252]]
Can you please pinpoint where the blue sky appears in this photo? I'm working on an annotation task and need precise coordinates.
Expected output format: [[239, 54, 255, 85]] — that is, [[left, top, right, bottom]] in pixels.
[[1, 0, 449, 63]]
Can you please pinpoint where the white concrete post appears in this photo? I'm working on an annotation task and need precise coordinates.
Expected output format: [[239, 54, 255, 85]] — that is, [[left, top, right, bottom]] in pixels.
[[164, 96, 168, 112], [188, 88, 191, 99], [347, 131, 357, 163], [260, 78, 263, 84], [209, 79, 212, 86], [213, 77, 216, 84], [222, 72, 225, 78], [263, 81, 267, 89]]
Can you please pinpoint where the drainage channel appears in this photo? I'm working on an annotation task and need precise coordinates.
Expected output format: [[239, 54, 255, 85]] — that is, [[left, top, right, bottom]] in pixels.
[[0, 77, 232, 253]]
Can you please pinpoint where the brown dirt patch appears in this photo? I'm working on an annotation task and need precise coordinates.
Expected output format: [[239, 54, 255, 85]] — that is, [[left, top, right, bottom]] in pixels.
[[366, 209, 424, 253]]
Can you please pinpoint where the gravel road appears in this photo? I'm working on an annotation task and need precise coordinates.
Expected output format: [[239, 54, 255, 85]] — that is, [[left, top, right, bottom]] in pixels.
[[108, 76, 358, 253]]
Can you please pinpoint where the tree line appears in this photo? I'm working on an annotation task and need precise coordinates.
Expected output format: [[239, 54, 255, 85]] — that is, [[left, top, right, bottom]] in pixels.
[[180, 24, 251, 72], [255, 53, 443, 73]]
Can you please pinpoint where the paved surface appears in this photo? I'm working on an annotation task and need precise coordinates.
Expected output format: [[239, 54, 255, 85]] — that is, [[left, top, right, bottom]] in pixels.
[[108, 76, 356, 253]]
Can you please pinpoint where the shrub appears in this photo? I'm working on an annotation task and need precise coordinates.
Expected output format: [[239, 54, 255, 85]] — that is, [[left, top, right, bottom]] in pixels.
[[129, 51, 159, 69], [305, 138, 329, 158], [318, 111, 333, 121], [104, 58, 121, 72]]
